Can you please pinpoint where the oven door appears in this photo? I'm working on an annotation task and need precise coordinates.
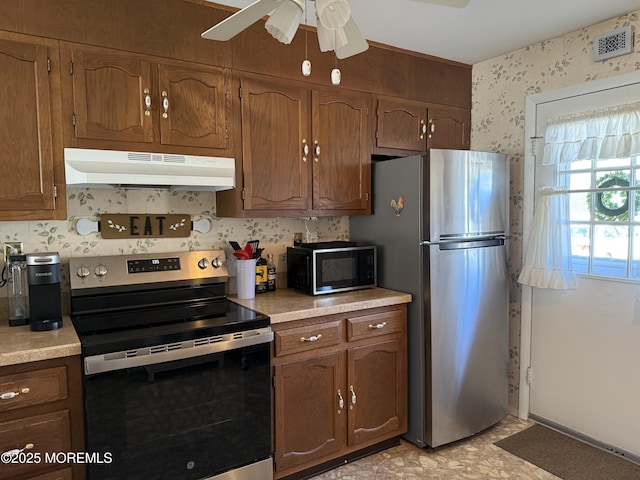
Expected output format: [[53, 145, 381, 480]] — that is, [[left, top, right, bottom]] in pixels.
[[82, 331, 273, 480]]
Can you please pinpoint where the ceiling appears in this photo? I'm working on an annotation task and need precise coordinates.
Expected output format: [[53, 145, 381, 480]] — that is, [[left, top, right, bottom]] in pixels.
[[206, 0, 640, 64]]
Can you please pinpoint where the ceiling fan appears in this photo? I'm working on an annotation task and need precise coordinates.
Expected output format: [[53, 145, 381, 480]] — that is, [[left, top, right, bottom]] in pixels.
[[201, 0, 470, 60], [202, 0, 369, 59]]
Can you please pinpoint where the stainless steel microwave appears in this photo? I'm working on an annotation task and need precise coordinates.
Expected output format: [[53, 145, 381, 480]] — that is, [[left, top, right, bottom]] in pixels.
[[286, 241, 376, 295]]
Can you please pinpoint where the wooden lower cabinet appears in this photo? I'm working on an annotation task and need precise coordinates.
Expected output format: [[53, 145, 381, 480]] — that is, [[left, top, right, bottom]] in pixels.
[[272, 305, 407, 478], [0, 356, 84, 480], [274, 352, 345, 473]]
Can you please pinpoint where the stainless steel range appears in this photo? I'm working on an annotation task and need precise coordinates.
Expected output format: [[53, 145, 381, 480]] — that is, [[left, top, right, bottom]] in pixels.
[[69, 250, 273, 480]]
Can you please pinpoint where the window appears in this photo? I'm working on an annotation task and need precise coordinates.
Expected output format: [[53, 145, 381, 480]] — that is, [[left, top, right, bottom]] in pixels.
[[558, 155, 639, 279], [541, 101, 640, 282]]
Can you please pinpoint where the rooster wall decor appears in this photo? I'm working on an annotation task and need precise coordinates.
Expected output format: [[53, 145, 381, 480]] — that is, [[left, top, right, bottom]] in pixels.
[[390, 196, 404, 216]]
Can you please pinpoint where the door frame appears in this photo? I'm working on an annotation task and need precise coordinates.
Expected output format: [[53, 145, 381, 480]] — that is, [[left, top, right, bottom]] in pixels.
[[519, 69, 640, 419]]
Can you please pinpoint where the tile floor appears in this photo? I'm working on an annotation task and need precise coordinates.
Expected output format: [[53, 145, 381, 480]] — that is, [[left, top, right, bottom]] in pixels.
[[310, 415, 559, 479]]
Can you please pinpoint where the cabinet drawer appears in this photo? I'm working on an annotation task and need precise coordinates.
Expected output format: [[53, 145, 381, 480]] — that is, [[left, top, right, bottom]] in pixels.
[[274, 321, 342, 357], [0, 410, 71, 478], [0, 367, 68, 413], [347, 309, 404, 342]]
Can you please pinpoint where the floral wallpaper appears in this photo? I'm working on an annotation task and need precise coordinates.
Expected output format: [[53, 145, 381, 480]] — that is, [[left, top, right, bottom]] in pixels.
[[471, 10, 640, 413], [0, 187, 348, 299]]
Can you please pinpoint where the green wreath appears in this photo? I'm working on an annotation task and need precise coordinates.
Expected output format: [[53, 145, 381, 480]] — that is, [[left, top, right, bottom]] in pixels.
[[595, 176, 629, 217]]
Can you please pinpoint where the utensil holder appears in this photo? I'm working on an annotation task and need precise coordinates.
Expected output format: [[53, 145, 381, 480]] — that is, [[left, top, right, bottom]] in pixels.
[[236, 258, 257, 299]]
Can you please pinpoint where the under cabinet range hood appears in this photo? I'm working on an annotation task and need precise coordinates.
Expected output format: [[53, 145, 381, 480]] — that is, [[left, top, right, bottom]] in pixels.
[[64, 148, 235, 190]]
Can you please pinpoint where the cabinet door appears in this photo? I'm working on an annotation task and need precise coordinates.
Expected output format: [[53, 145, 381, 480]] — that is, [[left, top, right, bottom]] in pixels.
[[312, 89, 371, 213], [0, 34, 57, 214], [427, 104, 470, 150], [240, 77, 310, 210], [347, 339, 407, 447], [158, 63, 230, 150], [376, 96, 427, 152], [67, 45, 153, 143], [274, 352, 346, 473]]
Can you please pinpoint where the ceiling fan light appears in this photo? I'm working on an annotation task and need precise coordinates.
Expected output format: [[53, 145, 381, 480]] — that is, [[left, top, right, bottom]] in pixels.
[[265, 0, 304, 44], [315, 0, 351, 30], [316, 21, 335, 52]]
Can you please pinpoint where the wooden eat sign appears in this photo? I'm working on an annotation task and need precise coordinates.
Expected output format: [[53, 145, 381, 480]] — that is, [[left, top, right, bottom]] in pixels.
[[100, 214, 191, 239]]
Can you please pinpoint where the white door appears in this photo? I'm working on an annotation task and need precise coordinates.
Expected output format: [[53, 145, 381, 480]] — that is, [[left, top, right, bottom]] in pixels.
[[527, 78, 640, 459]]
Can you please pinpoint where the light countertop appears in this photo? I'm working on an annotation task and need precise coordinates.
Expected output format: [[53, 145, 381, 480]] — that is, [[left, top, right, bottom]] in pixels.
[[0, 315, 81, 367], [229, 287, 412, 324], [0, 287, 411, 367]]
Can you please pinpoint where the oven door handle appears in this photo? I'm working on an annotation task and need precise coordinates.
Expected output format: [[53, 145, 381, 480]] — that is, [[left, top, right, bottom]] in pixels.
[[84, 327, 273, 375]]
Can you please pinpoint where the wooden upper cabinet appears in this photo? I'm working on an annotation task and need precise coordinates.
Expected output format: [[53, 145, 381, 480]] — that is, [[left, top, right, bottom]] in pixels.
[[62, 42, 231, 156], [374, 95, 471, 155], [0, 31, 63, 220], [158, 63, 229, 149], [217, 74, 371, 217], [375, 96, 428, 152], [427, 104, 470, 150], [67, 46, 153, 143], [239, 76, 310, 211], [312, 89, 371, 213]]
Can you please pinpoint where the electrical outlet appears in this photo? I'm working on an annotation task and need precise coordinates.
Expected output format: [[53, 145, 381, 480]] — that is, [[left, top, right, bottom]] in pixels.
[[3, 242, 23, 262], [278, 253, 287, 272]]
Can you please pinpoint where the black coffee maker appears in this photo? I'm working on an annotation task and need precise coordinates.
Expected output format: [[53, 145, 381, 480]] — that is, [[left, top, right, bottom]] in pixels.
[[27, 252, 63, 331]]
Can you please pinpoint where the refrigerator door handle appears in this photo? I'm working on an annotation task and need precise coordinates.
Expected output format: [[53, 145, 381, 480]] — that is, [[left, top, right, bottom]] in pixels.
[[438, 237, 505, 251], [420, 235, 509, 247]]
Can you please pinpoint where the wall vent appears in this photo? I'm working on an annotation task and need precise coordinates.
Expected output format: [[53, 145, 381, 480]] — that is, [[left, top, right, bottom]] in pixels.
[[592, 26, 634, 62]]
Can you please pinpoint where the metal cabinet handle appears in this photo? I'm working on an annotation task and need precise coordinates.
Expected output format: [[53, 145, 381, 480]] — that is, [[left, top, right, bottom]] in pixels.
[[162, 91, 169, 119], [143, 88, 152, 117], [300, 334, 322, 343], [302, 139, 309, 162], [419, 119, 427, 139], [0, 387, 30, 400], [313, 140, 320, 162], [367, 321, 387, 330], [428, 119, 435, 138], [349, 385, 357, 409], [337, 389, 344, 414], [1, 443, 34, 459]]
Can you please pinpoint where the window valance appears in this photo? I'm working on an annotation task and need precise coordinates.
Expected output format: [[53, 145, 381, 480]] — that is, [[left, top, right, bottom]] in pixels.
[[542, 102, 640, 164]]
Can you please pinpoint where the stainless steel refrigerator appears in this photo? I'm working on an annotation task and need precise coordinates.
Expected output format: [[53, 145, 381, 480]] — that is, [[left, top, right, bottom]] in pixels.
[[350, 149, 509, 448]]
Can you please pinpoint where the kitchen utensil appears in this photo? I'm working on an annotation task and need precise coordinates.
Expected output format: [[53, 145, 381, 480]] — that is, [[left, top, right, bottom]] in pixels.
[[233, 249, 251, 260], [247, 240, 259, 253], [229, 241, 242, 251]]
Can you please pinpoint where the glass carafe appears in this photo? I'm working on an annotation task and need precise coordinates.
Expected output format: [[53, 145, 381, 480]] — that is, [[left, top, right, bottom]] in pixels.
[[7, 254, 29, 326]]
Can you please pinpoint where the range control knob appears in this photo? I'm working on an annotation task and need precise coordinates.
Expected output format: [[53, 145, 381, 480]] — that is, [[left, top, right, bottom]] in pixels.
[[94, 264, 108, 277], [211, 256, 222, 268], [197, 258, 209, 269], [76, 265, 90, 279]]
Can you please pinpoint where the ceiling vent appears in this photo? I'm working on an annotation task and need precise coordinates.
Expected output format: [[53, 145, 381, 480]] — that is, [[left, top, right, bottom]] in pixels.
[[592, 26, 634, 62]]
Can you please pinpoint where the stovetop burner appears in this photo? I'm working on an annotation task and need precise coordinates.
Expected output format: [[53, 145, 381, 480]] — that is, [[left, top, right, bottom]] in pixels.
[[69, 250, 270, 357]]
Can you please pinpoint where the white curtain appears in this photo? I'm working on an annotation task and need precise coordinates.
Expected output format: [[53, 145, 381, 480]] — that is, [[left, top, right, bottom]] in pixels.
[[543, 101, 640, 164], [518, 187, 576, 289]]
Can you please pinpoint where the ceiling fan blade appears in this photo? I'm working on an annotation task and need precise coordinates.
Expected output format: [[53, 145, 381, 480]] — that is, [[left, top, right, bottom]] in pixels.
[[413, 0, 470, 8], [335, 17, 369, 59], [201, 0, 280, 41]]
